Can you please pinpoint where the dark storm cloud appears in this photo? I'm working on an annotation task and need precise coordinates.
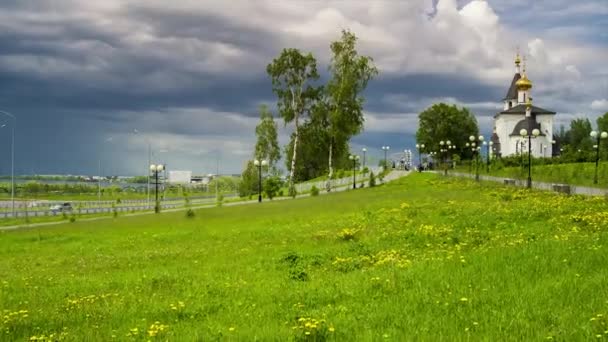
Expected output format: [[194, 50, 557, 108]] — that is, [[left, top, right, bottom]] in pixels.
[[0, 0, 605, 175]]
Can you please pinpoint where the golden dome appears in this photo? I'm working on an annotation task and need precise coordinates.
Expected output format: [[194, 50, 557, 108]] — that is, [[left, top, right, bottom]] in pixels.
[[516, 74, 532, 90]]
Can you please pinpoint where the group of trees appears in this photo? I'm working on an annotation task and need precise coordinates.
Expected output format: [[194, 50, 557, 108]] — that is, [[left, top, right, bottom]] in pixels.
[[554, 112, 608, 162], [415, 103, 480, 160], [415, 101, 608, 166], [239, 29, 378, 197]]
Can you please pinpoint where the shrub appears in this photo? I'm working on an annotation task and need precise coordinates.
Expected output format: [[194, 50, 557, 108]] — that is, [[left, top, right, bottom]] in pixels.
[[69, 214, 76, 223], [263, 176, 282, 200], [216, 194, 224, 207], [288, 185, 297, 198], [369, 171, 376, 187], [310, 185, 319, 196], [186, 209, 195, 218]]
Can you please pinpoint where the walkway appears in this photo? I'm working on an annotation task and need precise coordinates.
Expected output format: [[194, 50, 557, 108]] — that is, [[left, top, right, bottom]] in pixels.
[[446, 171, 608, 197], [0, 170, 412, 231]]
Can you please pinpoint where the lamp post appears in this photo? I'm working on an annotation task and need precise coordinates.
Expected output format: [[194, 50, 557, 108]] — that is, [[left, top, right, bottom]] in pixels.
[[382, 146, 390, 170], [254, 159, 268, 202], [469, 135, 484, 181], [590, 130, 608, 184], [0, 110, 15, 217], [362, 148, 367, 168], [520, 128, 540, 189], [439, 140, 452, 176], [483, 141, 493, 172], [149, 163, 165, 213], [349, 154, 360, 189], [415, 143, 425, 170]]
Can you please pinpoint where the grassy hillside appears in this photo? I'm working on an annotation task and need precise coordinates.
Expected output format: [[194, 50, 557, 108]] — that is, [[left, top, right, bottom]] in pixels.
[[1, 174, 607, 340]]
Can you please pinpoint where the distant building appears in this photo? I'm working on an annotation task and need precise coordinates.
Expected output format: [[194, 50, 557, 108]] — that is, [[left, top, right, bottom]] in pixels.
[[493, 53, 556, 158], [167, 170, 192, 184]]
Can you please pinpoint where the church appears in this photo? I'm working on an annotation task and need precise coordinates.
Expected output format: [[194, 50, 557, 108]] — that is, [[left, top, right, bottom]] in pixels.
[[491, 54, 556, 158]]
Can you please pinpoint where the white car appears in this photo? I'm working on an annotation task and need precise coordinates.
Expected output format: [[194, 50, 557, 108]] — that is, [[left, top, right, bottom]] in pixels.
[[50, 202, 73, 213]]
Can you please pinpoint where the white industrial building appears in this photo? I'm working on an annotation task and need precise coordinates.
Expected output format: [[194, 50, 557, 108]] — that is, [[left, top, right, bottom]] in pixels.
[[167, 170, 192, 184]]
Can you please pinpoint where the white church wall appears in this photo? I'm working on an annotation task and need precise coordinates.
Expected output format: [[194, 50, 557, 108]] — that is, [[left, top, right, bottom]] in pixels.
[[496, 115, 524, 156]]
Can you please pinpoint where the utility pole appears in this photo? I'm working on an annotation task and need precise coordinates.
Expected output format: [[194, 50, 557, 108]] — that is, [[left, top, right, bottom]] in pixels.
[[98, 159, 101, 202]]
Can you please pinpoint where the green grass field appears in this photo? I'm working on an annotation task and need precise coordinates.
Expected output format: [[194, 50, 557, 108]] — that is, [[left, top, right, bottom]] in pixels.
[[1, 173, 608, 340], [457, 161, 608, 188]]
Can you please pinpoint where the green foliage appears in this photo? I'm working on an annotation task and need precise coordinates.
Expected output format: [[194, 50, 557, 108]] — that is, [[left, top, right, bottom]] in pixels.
[[310, 185, 320, 196], [288, 185, 297, 198], [263, 176, 282, 200], [321, 29, 378, 179], [416, 103, 479, 158], [238, 161, 259, 198], [185, 209, 195, 218], [369, 171, 376, 187], [267, 48, 321, 185], [565, 118, 593, 151], [216, 193, 224, 207], [284, 120, 350, 182], [254, 105, 281, 170]]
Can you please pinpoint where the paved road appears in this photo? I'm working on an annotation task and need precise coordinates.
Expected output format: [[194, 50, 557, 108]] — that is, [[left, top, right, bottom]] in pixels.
[[0, 170, 411, 231], [446, 171, 608, 197], [0, 195, 238, 219]]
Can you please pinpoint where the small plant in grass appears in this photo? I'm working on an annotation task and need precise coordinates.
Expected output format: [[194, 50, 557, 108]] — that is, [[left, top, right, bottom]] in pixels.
[[112, 203, 118, 218], [186, 209, 195, 218], [337, 228, 358, 241], [69, 213, 76, 223], [216, 194, 224, 207], [310, 185, 319, 196]]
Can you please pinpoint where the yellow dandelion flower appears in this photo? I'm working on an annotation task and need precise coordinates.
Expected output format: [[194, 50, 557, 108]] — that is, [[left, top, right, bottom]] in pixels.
[[229, 327, 235, 332]]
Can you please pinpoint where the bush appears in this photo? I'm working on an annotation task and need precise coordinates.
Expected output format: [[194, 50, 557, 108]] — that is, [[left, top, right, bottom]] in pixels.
[[288, 185, 297, 198], [186, 209, 195, 218], [216, 194, 224, 207], [310, 185, 319, 196], [263, 176, 282, 200], [369, 171, 376, 187]]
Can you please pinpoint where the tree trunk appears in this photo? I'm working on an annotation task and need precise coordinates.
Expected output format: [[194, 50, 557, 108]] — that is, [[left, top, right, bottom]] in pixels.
[[290, 114, 299, 188], [326, 138, 333, 192]]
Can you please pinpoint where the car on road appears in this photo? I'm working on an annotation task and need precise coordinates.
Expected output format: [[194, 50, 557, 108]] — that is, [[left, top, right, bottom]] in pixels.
[[50, 202, 73, 213]]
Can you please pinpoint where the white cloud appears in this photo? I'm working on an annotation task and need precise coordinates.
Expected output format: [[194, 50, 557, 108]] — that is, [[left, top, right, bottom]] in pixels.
[[591, 99, 608, 111]]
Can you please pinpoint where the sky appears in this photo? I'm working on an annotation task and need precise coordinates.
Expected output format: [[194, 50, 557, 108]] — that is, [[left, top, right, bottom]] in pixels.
[[0, 0, 607, 176]]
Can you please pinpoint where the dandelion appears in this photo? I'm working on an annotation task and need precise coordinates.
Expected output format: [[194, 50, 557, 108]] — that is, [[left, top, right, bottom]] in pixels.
[[229, 327, 235, 332], [460, 297, 469, 303]]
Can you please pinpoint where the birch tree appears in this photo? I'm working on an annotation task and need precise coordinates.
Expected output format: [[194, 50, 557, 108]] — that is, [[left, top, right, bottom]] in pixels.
[[267, 48, 320, 195]]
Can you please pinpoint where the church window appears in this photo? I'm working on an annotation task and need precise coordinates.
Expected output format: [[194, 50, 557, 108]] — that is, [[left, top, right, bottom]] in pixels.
[[523, 93, 526, 102], [509, 101, 512, 109]]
